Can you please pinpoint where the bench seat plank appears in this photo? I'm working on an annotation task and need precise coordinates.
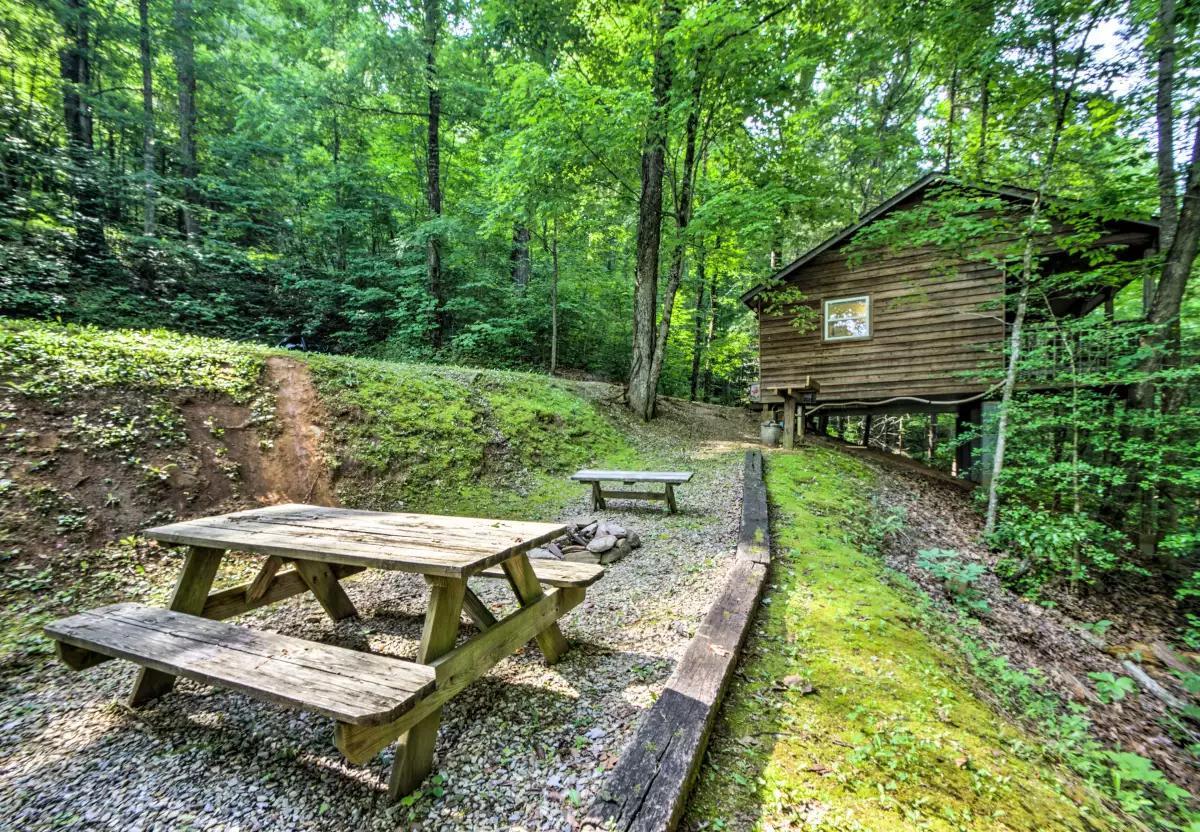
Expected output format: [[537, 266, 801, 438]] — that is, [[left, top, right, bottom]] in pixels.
[[570, 470, 693, 484], [46, 603, 435, 726], [478, 559, 603, 588]]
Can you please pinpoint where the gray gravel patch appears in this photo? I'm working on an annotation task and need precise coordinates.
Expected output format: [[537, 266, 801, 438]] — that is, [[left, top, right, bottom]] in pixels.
[[0, 448, 746, 832]]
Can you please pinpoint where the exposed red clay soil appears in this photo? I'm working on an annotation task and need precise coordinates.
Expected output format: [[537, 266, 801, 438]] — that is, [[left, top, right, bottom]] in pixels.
[[261, 356, 337, 506], [0, 357, 335, 570]]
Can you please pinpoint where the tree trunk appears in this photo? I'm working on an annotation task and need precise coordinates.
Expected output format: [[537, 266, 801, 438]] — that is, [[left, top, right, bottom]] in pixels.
[[550, 216, 559, 375], [646, 52, 704, 408], [625, 0, 679, 421], [1154, 0, 1178, 253], [173, 0, 199, 239], [976, 72, 990, 179], [58, 0, 109, 271], [139, 0, 155, 237], [702, 254, 717, 399], [944, 63, 958, 172], [984, 238, 1033, 536], [512, 224, 531, 290], [423, 0, 445, 347], [689, 246, 706, 401]]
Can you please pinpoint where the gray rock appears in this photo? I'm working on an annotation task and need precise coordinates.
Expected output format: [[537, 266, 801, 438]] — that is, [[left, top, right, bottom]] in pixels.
[[587, 535, 617, 554], [598, 522, 626, 538], [626, 532, 642, 549]]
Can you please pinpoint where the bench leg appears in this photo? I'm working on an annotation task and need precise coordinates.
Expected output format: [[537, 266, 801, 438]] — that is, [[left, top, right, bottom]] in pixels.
[[502, 553, 568, 665], [665, 483, 678, 513], [293, 559, 358, 621], [129, 546, 224, 706], [388, 576, 465, 801], [591, 481, 605, 511]]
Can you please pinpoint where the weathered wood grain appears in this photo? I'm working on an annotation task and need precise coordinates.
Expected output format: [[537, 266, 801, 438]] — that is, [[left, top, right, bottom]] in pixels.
[[389, 576, 466, 798], [584, 450, 770, 832], [335, 586, 585, 765], [570, 470, 694, 484], [144, 504, 569, 578], [47, 603, 435, 725], [128, 545, 224, 706], [477, 559, 604, 588]]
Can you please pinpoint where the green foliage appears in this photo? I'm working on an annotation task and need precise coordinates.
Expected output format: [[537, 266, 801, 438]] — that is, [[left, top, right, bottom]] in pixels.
[[0, 320, 266, 403], [916, 548, 990, 612], [1087, 672, 1137, 705]]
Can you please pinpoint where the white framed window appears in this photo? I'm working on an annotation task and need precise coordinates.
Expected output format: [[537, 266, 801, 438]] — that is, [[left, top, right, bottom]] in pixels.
[[823, 295, 871, 341]]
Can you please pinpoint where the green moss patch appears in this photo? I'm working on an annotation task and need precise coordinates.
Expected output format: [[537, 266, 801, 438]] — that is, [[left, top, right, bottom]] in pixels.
[[0, 320, 266, 402], [303, 355, 634, 517], [685, 446, 1119, 832]]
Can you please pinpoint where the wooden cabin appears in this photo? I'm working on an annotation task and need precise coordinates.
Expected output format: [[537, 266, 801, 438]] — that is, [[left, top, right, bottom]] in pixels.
[[742, 175, 1158, 474]]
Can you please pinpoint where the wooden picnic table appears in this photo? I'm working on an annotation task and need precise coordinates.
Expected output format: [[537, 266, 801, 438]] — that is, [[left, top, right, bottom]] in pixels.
[[45, 503, 603, 801]]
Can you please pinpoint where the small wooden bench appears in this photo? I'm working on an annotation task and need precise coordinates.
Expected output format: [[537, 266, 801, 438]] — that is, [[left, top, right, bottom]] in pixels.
[[571, 469, 694, 513], [45, 603, 436, 726]]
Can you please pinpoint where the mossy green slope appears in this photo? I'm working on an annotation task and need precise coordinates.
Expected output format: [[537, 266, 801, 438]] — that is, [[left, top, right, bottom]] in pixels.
[[303, 354, 636, 517], [686, 446, 1118, 832]]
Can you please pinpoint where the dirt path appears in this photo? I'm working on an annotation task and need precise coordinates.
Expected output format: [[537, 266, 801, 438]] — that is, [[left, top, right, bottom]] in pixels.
[[260, 356, 337, 506]]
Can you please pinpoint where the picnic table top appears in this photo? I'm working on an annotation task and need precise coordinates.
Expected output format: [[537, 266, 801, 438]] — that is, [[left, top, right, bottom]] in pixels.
[[144, 503, 569, 578], [570, 469, 693, 484]]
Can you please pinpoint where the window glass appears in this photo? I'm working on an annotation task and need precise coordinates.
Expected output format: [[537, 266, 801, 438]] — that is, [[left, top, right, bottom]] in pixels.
[[824, 296, 870, 340]]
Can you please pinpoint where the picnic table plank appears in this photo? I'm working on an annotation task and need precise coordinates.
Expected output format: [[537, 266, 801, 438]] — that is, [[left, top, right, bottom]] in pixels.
[[145, 506, 569, 578], [47, 603, 435, 725], [477, 559, 603, 588], [570, 470, 693, 484]]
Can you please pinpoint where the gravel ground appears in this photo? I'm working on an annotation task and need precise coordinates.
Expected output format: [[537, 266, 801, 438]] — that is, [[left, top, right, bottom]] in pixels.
[[0, 449, 745, 832]]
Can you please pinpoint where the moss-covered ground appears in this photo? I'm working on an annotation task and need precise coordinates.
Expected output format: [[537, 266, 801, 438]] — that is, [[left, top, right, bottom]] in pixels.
[[304, 353, 642, 517], [684, 446, 1121, 832]]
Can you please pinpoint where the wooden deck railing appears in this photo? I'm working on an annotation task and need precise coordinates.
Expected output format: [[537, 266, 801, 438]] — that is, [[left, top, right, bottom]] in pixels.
[[1014, 321, 1141, 383]]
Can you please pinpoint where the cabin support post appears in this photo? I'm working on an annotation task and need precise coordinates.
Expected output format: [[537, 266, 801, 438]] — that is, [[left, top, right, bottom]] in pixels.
[[955, 401, 984, 482], [797, 405, 806, 440], [861, 414, 873, 447], [818, 414, 828, 437], [782, 393, 796, 450], [926, 414, 936, 463]]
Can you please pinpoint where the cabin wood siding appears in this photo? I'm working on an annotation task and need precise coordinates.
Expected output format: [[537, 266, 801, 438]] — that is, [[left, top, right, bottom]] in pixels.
[[758, 244, 1005, 401]]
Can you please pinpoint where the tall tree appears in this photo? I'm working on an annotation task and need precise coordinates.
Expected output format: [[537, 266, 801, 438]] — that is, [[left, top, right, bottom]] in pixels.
[[626, 0, 680, 420], [173, 0, 199, 238], [424, 0, 445, 347], [57, 0, 110, 269], [139, 0, 156, 237]]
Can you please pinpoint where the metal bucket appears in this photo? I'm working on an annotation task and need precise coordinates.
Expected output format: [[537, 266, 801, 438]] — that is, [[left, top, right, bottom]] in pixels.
[[760, 423, 783, 447]]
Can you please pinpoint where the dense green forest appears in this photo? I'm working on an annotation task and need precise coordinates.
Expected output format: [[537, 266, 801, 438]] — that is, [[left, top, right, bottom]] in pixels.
[[2, 0, 1199, 606], [5, 0, 1190, 392]]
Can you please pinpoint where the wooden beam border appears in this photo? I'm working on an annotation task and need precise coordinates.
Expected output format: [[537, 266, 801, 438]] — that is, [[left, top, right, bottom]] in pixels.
[[583, 449, 771, 832]]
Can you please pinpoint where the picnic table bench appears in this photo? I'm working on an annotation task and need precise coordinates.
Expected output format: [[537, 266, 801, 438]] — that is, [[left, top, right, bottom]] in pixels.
[[44, 503, 602, 802], [571, 469, 694, 513]]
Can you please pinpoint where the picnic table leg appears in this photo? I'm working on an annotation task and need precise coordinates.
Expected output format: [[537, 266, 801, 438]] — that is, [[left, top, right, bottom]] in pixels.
[[502, 553, 568, 664], [293, 559, 358, 621], [665, 483, 678, 513], [388, 576, 466, 800], [128, 545, 224, 706], [591, 481, 605, 511]]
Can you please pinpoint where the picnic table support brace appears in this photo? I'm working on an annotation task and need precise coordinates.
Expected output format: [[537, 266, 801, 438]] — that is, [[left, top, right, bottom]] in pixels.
[[293, 559, 359, 621], [128, 545, 224, 706], [388, 576, 466, 799], [462, 585, 497, 631]]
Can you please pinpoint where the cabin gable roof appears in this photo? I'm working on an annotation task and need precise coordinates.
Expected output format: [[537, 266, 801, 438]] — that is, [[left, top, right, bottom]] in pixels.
[[740, 174, 1159, 307]]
